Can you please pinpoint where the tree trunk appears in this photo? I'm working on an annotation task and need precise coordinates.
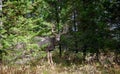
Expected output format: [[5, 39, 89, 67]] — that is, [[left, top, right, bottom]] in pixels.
[[83, 45, 87, 62], [96, 49, 100, 61], [59, 43, 62, 57]]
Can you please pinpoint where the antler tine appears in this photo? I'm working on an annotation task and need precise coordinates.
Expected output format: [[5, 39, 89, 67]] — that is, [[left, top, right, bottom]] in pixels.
[[51, 24, 57, 36], [61, 24, 69, 35]]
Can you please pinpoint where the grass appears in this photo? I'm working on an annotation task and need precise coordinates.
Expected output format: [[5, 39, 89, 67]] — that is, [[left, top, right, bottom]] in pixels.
[[1, 62, 120, 74], [0, 64, 94, 74], [1, 51, 120, 74]]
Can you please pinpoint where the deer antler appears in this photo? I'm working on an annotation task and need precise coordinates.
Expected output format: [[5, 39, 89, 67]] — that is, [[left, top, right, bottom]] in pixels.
[[51, 24, 57, 36], [51, 23, 69, 36], [60, 24, 69, 35]]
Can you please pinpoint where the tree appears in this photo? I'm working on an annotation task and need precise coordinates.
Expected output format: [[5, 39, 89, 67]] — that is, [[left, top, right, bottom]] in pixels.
[[1, 0, 50, 64]]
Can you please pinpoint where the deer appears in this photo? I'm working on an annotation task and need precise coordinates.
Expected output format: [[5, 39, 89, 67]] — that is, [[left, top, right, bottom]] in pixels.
[[37, 24, 68, 65]]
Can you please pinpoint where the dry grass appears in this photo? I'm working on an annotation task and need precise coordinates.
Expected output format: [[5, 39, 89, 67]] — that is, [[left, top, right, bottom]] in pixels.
[[1, 51, 120, 74], [0, 63, 101, 74], [0, 63, 120, 74]]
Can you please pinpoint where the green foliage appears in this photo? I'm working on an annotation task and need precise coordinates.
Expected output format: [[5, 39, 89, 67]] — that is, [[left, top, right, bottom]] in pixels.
[[0, 0, 120, 65], [1, 0, 51, 64]]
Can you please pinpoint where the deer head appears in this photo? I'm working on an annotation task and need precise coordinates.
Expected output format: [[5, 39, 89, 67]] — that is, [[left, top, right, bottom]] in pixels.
[[51, 24, 68, 41]]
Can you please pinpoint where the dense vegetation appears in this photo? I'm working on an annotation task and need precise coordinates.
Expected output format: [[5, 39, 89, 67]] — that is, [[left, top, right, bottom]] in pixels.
[[0, 0, 120, 74]]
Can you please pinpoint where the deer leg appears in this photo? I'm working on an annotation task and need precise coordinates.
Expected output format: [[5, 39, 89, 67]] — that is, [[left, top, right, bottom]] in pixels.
[[47, 51, 53, 65], [47, 51, 50, 64], [49, 52, 53, 65]]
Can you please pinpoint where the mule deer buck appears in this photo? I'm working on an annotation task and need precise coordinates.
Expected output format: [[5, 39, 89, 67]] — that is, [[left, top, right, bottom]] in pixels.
[[37, 24, 68, 65]]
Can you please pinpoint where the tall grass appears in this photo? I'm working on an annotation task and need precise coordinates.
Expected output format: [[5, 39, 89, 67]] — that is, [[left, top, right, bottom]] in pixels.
[[0, 64, 96, 74], [1, 51, 120, 74], [0, 61, 120, 74]]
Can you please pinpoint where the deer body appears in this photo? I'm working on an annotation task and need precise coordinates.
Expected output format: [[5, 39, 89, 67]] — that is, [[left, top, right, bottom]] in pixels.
[[37, 37, 56, 51], [36, 24, 68, 65], [36, 36, 59, 65]]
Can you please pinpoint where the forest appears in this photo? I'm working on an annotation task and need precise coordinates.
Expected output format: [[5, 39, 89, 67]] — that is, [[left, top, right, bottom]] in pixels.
[[0, 0, 120, 74]]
